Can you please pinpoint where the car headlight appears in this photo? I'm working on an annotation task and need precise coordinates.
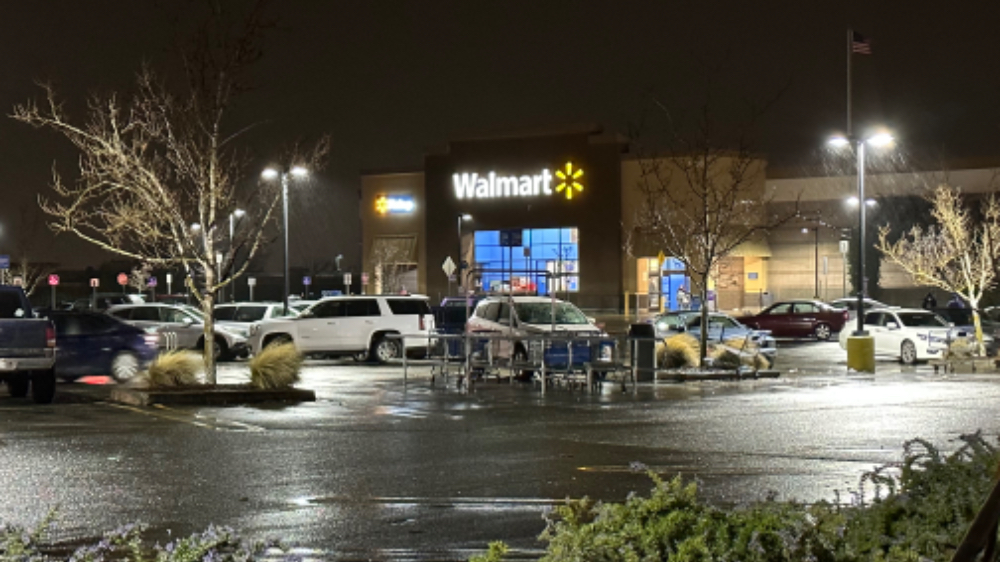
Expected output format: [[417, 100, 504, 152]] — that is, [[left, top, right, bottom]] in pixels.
[[656, 321, 668, 332]]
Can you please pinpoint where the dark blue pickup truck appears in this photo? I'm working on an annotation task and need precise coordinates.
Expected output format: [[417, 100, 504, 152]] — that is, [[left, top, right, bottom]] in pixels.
[[0, 285, 57, 403]]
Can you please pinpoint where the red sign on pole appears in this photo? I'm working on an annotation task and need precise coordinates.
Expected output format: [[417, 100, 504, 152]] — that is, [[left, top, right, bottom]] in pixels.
[[90, 278, 100, 288], [117, 273, 128, 286], [48, 274, 60, 286]]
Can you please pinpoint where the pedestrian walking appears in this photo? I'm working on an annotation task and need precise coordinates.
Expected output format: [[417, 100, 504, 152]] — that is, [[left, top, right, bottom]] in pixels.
[[922, 292, 937, 310], [677, 286, 690, 310]]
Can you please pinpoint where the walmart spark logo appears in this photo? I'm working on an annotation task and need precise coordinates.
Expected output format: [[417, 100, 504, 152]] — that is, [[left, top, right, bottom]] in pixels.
[[375, 194, 415, 215], [555, 162, 584, 200]]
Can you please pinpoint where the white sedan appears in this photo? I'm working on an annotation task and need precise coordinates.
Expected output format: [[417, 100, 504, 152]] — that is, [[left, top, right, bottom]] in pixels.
[[838, 308, 987, 364]]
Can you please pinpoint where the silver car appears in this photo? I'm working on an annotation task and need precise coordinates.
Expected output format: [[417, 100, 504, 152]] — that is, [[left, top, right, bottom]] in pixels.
[[108, 303, 248, 361], [214, 302, 296, 336]]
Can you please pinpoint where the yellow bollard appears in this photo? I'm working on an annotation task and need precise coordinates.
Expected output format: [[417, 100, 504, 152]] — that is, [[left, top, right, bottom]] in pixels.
[[846, 334, 875, 373], [624, 291, 630, 319]]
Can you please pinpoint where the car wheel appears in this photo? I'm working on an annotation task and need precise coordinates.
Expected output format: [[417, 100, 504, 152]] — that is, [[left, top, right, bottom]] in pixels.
[[813, 323, 833, 341], [6, 376, 29, 398], [901, 340, 918, 365], [214, 336, 233, 362], [111, 351, 141, 382], [512, 346, 535, 382], [197, 337, 228, 361], [31, 369, 56, 404], [371, 335, 400, 364]]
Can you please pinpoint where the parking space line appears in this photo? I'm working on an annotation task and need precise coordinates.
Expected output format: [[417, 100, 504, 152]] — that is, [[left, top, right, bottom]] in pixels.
[[100, 402, 266, 432]]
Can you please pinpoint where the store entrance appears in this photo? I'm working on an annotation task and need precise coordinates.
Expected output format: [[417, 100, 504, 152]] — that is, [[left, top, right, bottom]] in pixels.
[[637, 257, 690, 312]]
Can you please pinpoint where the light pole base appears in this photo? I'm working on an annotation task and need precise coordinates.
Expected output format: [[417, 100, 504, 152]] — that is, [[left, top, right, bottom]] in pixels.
[[846, 334, 875, 373]]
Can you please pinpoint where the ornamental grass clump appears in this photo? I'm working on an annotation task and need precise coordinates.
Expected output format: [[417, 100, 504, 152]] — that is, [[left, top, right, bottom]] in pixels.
[[656, 333, 700, 369], [946, 337, 975, 359], [146, 351, 202, 387], [249, 342, 302, 389], [708, 346, 742, 369]]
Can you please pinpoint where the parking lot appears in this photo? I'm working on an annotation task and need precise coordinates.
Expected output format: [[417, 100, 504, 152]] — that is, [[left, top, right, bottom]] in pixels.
[[3, 337, 997, 561]]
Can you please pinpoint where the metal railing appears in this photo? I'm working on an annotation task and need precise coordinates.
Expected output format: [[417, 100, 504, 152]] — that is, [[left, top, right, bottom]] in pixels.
[[383, 329, 776, 391], [385, 332, 630, 394]]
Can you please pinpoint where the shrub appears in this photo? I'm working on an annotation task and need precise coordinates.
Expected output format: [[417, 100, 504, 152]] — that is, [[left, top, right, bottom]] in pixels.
[[656, 334, 700, 369], [249, 342, 302, 389], [1, 516, 282, 562], [708, 346, 741, 369], [474, 432, 1000, 562], [946, 338, 975, 359], [146, 351, 202, 387]]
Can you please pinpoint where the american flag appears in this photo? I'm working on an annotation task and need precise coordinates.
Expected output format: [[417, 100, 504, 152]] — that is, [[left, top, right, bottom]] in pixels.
[[852, 31, 872, 55]]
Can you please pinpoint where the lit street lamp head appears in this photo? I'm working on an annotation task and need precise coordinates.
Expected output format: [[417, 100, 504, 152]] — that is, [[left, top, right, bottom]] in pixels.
[[867, 132, 894, 148], [261, 168, 279, 180], [827, 136, 850, 148], [461, 214, 473, 221], [290, 166, 309, 178], [190, 223, 201, 231], [233, 208, 246, 218]]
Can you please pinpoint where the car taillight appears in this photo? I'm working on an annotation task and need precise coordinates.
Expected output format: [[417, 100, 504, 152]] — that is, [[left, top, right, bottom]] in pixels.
[[46, 323, 56, 348], [419, 314, 425, 331], [843, 311, 849, 321]]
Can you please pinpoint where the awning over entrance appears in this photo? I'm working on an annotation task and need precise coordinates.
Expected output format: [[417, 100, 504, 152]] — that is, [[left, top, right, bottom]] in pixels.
[[370, 234, 418, 264]]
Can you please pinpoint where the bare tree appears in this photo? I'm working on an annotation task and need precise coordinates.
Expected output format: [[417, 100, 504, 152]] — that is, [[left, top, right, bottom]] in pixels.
[[878, 185, 1000, 354], [629, 99, 797, 363], [370, 243, 411, 295], [9, 205, 52, 297], [128, 263, 153, 295], [11, 3, 328, 382]]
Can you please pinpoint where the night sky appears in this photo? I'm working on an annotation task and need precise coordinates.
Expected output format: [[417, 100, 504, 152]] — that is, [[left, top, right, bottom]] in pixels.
[[3, 1, 1000, 271]]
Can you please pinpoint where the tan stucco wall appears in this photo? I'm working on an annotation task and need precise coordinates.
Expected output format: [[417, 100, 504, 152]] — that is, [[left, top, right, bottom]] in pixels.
[[619, 155, 768, 300], [360, 171, 426, 294]]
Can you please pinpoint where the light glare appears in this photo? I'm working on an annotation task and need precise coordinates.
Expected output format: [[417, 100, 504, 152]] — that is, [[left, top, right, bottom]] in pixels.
[[261, 168, 279, 180], [290, 166, 309, 178], [461, 214, 473, 221], [846, 196, 859, 206], [233, 209, 246, 218], [867, 133, 894, 147], [828, 136, 850, 148]]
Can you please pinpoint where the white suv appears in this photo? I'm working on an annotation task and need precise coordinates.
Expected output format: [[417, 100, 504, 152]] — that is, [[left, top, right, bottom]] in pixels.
[[249, 295, 435, 363]]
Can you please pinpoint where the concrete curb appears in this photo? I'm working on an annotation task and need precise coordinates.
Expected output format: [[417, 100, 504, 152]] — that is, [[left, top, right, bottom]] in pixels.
[[109, 385, 316, 406], [656, 369, 781, 382]]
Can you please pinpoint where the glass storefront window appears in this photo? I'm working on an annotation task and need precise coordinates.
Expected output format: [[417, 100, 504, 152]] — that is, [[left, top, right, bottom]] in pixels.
[[473, 227, 579, 294]]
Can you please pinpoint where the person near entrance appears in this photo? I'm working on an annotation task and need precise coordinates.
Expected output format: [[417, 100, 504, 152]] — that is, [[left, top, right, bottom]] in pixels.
[[677, 286, 691, 310], [921, 292, 937, 310]]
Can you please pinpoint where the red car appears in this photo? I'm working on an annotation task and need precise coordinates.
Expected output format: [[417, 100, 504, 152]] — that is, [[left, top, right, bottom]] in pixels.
[[737, 300, 849, 341]]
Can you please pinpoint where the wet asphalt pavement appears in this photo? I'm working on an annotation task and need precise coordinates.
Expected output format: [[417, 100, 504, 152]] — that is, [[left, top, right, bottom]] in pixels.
[[3, 340, 1000, 560]]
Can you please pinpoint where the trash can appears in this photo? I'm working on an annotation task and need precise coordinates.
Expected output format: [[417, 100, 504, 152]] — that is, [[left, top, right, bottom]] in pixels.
[[628, 323, 657, 382]]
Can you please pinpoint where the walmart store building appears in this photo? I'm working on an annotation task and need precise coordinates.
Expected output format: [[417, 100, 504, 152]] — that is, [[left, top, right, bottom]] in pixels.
[[361, 124, 781, 313]]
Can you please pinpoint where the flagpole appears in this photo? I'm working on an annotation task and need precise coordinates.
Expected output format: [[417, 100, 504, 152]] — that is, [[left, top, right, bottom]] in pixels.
[[847, 28, 853, 137]]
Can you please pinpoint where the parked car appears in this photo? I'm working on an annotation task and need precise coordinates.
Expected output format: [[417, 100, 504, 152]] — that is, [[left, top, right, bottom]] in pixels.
[[737, 300, 849, 340], [214, 302, 296, 337], [70, 293, 145, 312], [828, 297, 894, 319], [108, 303, 248, 361], [0, 285, 57, 403], [248, 295, 435, 363], [465, 296, 615, 378], [651, 310, 777, 361], [287, 300, 318, 314], [838, 308, 990, 364], [45, 311, 158, 382], [933, 307, 1000, 339]]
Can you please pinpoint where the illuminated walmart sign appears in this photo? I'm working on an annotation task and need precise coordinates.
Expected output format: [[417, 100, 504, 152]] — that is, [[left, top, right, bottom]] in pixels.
[[375, 194, 415, 215], [453, 162, 584, 200]]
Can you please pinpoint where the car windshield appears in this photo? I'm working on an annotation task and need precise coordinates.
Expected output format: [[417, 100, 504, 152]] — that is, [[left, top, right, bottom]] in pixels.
[[180, 306, 206, 321], [514, 302, 590, 325], [656, 312, 695, 330], [897, 312, 949, 328]]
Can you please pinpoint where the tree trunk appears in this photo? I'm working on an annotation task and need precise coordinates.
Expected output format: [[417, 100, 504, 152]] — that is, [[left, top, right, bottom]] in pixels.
[[202, 268, 217, 385], [970, 297, 985, 357]]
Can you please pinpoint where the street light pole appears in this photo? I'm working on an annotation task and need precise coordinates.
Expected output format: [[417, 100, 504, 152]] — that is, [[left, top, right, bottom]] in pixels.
[[263, 167, 307, 315], [813, 227, 820, 299], [282, 172, 290, 315], [855, 140, 866, 335]]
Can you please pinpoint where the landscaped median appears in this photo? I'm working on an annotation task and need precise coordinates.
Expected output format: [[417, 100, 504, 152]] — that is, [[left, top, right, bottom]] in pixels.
[[109, 343, 314, 407]]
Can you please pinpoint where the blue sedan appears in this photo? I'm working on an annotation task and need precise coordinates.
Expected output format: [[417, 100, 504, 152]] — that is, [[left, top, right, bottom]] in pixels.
[[47, 311, 159, 382], [651, 310, 777, 361]]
